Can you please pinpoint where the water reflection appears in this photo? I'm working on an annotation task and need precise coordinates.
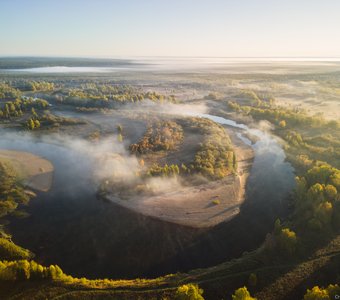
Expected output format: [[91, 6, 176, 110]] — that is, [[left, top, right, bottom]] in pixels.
[[3, 113, 295, 279]]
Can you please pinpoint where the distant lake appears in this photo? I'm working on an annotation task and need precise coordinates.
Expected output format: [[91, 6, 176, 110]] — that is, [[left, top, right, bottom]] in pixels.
[[6, 66, 133, 73], [2, 57, 340, 74]]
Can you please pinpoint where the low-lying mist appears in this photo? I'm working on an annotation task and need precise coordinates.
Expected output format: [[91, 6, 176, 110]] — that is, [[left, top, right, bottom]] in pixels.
[[0, 129, 182, 197], [120, 100, 209, 117]]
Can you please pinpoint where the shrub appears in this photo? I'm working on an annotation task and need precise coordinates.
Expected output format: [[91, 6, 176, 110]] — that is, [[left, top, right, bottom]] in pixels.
[[279, 120, 286, 128], [0, 238, 32, 260], [232, 287, 256, 300], [147, 163, 180, 177], [304, 286, 329, 300], [130, 121, 183, 154], [276, 228, 297, 255], [175, 284, 204, 300]]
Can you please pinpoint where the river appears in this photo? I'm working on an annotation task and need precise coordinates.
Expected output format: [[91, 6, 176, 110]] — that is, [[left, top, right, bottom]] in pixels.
[[2, 113, 295, 279]]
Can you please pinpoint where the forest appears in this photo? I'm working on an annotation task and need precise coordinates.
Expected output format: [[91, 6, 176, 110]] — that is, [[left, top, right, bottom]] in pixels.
[[0, 60, 339, 300]]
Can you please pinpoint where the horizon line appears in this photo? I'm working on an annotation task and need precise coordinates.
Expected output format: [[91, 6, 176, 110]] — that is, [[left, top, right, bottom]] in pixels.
[[1, 55, 340, 59]]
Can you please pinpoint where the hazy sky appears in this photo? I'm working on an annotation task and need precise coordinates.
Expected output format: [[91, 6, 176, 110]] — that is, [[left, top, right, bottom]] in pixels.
[[1, 0, 340, 57]]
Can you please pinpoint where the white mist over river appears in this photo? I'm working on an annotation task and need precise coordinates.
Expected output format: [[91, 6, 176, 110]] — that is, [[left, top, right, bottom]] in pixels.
[[1, 113, 295, 279]]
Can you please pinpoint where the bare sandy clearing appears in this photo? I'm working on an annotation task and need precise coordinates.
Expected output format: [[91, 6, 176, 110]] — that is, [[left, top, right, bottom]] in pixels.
[[0, 150, 54, 192], [106, 129, 253, 228]]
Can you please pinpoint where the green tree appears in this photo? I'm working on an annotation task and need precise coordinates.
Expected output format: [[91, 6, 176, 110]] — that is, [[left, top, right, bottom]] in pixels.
[[26, 118, 35, 130], [277, 228, 297, 255], [232, 287, 256, 300], [117, 124, 123, 133], [34, 119, 40, 128], [325, 184, 337, 200], [314, 201, 333, 225], [175, 284, 204, 300], [279, 120, 286, 128], [9, 103, 16, 113], [31, 108, 38, 118], [304, 286, 330, 300], [306, 165, 335, 186]]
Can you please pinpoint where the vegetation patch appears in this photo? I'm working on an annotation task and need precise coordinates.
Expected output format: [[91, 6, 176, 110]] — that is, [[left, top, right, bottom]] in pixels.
[[130, 121, 184, 154]]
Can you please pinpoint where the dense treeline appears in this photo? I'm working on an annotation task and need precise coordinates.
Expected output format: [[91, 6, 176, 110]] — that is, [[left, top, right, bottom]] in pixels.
[[1, 81, 177, 111], [257, 162, 340, 299], [25, 112, 85, 130], [0, 161, 34, 261], [174, 283, 257, 300], [2, 84, 339, 298], [0, 83, 21, 99], [0, 98, 49, 119], [193, 141, 236, 179], [6, 80, 55, 92], [0, 238, 32, 260], [0, 258, 258, 300], [226, 94, 340, 298], [147, 163, 180, 177], [39, 112, 86, 127], [130, 121, 184, 154], [236, 89, 276, 107], [228, 100, 339, 129], [99, 117, 238, 200], [0, 260, 63, 280], [284, 129, 340, 170], [188, 118, 236, 179], [295, 164, 339, 231], [132, 118, 236, 181], [303, 283, 340, 300], [0, 98, 46, 130], [264, 219, 298, 257], [0, 97, 85, 130], [56, 84, 176, 108], [228, 94, 340, 233], [228, 95, 340, 170], [0, 161, 30, 218]]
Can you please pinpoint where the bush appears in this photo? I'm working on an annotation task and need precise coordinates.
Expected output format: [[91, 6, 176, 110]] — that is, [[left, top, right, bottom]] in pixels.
[[304, 286, 329, 300], [0, 260, 65, 281], [279, 120, 286, 128], [0, 238, 32, 260], [147, 163, 180, 177], [276, 228, 297, 255], [232, 287, 256, 300], [304, 284, 340, 300], [294, 164, 340, 231], [187, 118, 236, 179], [130, 121, 183, 154], [175, 284, 204, 300]]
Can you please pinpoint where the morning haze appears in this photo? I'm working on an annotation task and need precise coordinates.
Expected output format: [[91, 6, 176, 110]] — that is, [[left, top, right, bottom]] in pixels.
[[0, 1, 339, 300], [1, 0, 340, 57]]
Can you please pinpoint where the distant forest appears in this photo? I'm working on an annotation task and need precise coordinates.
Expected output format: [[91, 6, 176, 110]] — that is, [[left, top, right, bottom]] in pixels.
[[0, 57, 144, 69]]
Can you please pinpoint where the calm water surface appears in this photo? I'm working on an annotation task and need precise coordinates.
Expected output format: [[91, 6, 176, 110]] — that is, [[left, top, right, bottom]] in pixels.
[[4, 114, 295, 279]]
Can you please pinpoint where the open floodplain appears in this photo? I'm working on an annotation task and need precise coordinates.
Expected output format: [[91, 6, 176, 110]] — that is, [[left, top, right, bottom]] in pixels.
[[0, 58, 339, 299]]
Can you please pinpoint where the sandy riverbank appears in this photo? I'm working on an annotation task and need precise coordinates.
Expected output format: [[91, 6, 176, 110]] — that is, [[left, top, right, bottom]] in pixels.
[[106, 128, 254, 228], [0, 150, 54, 192]]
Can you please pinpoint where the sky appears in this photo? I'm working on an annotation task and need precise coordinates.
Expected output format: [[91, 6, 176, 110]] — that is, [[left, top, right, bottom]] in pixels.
[[1, 0, 340, 58]]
